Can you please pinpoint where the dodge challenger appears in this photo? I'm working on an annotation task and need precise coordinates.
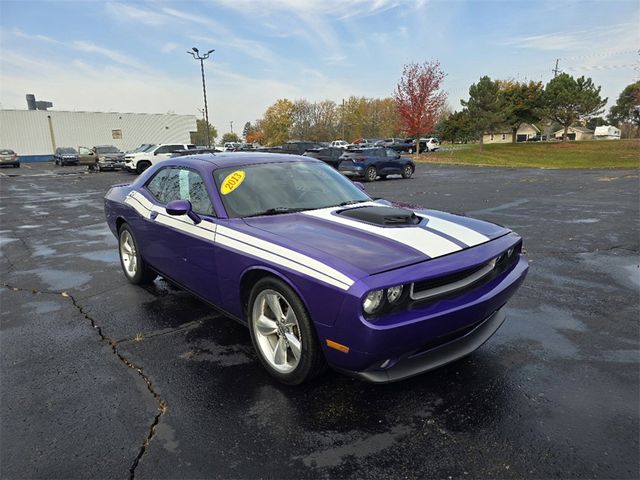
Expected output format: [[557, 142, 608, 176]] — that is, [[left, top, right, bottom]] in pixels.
[[104, 153, 528, 384]]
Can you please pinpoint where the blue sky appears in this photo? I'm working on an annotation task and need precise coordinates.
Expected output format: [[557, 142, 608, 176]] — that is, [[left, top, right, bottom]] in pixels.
[[1, 0, 638, 137]]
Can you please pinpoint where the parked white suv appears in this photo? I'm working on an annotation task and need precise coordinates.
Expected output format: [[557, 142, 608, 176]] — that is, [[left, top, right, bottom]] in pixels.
[[330, 140, 349, 149], [124, 143, 196, 174], [419, 137, 440, 152]]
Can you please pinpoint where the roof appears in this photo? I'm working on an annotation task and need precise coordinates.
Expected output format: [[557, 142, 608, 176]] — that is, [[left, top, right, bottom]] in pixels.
[[554, 126, 594, 134]]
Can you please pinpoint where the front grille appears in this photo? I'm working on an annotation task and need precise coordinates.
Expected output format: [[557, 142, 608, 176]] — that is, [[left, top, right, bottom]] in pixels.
[[410, 241, 521, 302]]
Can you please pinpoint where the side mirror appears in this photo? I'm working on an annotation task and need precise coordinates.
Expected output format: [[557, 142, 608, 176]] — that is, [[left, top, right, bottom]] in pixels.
[[166, 199, 201, 224], [353, 181, 365, 192]]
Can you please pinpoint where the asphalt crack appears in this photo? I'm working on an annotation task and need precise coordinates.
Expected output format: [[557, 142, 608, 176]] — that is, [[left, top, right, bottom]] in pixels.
[[2, 283, 166, 480]]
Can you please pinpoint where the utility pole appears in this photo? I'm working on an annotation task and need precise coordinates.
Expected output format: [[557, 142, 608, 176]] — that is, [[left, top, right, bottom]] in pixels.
[[552, 58, 560, 77], [230, 120, 234, 134], [187, 47, 215, 147]]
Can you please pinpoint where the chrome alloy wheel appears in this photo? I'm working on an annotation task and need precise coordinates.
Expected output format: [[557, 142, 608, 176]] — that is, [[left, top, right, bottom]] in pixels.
[[119, 230, 138, 278], [252, 289, 302, 373]]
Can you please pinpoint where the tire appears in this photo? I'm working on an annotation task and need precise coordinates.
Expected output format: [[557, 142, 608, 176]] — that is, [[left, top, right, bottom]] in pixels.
[[248, 277, 326, 385], [136, 161, 151, 175], [364, 165, 377, 182], [118, 224, 157, 285], [14, 163, 20, 168], [401, 165, 414, 179], [54, 159, 59, 166]]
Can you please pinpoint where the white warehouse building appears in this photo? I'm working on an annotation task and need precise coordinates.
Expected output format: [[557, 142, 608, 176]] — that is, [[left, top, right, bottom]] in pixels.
[[0, 110, 197, 162]]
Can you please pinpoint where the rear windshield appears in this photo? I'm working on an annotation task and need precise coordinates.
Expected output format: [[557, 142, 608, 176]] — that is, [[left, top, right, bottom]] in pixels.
[[1, 149, 15, 155], [60, 148, 77, 154]]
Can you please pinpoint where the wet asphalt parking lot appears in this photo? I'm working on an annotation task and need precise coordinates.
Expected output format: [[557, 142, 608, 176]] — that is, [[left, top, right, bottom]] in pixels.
[[1, 161, 638, 479]]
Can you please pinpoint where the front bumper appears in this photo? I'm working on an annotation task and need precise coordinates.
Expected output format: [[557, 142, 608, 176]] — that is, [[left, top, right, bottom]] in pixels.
[[316, 233, 528, 382], [342, 307, 506, 383], [99, 159, 125, 169], [124, 160, 137, 171]]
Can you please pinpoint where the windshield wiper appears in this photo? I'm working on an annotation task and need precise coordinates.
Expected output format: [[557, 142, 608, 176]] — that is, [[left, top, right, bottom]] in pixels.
[[244, 207, 308, 218]]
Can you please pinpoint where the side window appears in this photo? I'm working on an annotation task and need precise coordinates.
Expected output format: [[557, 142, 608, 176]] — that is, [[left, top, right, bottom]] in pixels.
[[146, 168, 214, 215], [146, 168, 171, 201], [386, 149, 397, 157]]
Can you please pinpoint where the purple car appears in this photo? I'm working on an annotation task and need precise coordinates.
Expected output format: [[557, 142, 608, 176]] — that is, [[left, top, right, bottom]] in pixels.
[[104, 153, 528, 384]]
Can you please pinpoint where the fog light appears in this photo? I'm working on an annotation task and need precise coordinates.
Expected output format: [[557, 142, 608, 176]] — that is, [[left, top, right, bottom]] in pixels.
[[386, 285, 404, 304], [363, 289, 384, 314]]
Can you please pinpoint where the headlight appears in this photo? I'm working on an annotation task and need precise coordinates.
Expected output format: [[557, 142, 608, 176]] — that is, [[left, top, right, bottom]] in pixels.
[[363, 289, 384, 314], [386, 285, 404, 304]]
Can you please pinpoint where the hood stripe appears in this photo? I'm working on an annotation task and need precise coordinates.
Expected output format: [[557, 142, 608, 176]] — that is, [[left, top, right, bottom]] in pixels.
[[418, 214, 490, 246], [302, 206, 463, 258]]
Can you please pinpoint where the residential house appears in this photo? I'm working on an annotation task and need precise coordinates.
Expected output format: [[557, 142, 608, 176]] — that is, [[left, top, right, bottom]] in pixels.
[[553, 126, 594, 141], [483, 123, 540, 144]]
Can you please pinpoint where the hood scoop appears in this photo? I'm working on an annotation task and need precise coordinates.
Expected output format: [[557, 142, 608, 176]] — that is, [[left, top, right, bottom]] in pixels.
[[337, 206, 421, 227]]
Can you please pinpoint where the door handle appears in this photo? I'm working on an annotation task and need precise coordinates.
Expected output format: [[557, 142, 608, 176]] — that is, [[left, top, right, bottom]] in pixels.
[[150, 211, 158, 220]]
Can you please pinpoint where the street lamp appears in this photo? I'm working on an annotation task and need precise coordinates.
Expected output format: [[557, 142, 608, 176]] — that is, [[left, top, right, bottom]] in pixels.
[[187, 47, 214, 147]]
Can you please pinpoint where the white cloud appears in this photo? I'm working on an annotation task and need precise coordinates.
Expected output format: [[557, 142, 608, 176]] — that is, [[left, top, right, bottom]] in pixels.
[[104, 2, 169, 26], [72, 41, 140, 68]]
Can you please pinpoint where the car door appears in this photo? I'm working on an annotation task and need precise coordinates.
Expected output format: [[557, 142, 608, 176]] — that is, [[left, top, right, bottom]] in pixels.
[[78, 146, 96, 166], [383, 148, 402, 174], [138, 166, 220, 303]]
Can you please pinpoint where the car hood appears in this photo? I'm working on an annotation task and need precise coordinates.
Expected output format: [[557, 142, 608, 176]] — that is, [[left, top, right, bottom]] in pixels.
[[243, 202, 510, 277]]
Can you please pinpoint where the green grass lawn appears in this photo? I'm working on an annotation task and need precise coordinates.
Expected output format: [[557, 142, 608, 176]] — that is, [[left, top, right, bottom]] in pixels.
[[413, 139, 639, 169]]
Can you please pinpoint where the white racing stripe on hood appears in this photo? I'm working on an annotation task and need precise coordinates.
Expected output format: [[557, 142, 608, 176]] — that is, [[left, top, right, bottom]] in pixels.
[[417, 214, 489, 246], [303, 205, 462, 258]]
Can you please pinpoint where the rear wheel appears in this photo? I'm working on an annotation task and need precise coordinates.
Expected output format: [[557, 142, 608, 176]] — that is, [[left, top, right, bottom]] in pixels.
[[401, 165, 414, 179], [118, 224, 157, 285], [364, 166, 377, 182], [136, 161, 151, 175], [248, 277, 326, 385]]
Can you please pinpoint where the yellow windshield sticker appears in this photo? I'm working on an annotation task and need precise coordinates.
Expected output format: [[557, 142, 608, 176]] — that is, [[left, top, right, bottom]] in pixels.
[[220, 170, 245, 195]]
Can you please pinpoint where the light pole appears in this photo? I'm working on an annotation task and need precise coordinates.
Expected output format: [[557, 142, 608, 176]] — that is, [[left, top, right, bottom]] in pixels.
[[187, 47, 214, 147]]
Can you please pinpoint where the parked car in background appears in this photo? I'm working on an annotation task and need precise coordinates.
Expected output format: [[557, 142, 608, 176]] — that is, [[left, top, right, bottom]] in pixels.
[[54, 147, 80, 166], [347, 138, 382, 150], [124, 143, 196, 174], [417, 137, 440, 152], [303, 147, 345, 169], [126, 144, 156, 154], [0, 148, 19, 168], [264, 141, 322, 155], [104, 152, 528, 384], [330, 140, 349, 149], [223, 142, 243, 151], [380, 138, 416, 153], [338, 148, 415, 182], [86, 145, 126, 171]]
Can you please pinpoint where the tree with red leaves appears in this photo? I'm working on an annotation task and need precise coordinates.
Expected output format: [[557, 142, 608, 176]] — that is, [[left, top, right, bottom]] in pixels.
[[394, 61, 446, 153]]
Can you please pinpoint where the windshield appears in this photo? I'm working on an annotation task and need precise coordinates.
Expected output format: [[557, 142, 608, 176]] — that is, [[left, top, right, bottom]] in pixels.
[[95, 146, 120, 154], [213, 161, 370, 218], [60, 148, 77, 154]]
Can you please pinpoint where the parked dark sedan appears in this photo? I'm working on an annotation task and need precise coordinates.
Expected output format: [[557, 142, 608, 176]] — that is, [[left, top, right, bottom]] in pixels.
[[302, 147, 345, 168], [54, 147, 79, 166], [338, 148, 415, 182]]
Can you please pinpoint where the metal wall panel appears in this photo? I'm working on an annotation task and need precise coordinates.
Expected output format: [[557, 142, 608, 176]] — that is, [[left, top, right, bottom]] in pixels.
[[0, 110, 197, 157]]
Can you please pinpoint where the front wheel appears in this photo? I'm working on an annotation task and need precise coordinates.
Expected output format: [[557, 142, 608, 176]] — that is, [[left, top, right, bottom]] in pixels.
[[136, 161, 151, 175], [248, 277, 326, 385], [118, 224, 157, 285], [364, 166, 377, 182], [401, 165, 414, 179]]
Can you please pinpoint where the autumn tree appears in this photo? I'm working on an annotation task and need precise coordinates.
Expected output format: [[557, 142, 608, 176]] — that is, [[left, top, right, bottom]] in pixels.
[[608, 81, 640, 136], [461, 76, 505, 149], [190, 118, 218, 146], [542, 73, 606, 142], [221, 132, 240, 144], [246, 130, 264, 144], [261, 98, 295, 146], [394, 61, 446, 152], [500, 80, 544, 143]]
